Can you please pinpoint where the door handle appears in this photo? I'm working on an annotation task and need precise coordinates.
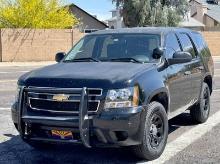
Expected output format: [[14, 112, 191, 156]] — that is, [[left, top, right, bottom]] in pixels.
[[184, 71, 191, 75]]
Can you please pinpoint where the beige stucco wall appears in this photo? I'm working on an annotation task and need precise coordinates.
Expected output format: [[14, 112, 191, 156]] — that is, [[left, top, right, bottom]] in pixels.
[[205, 15, 215, 27], [190, 1, 207, 24], [0, 28, 84, 62], [203, 32, 220, 56], [189, 0, 220, 28]]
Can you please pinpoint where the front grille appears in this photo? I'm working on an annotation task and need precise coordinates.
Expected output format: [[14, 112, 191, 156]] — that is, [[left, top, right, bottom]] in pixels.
[[26, 88, 102, 113]]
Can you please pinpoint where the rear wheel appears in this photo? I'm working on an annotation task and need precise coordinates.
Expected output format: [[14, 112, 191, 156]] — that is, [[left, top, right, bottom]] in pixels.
[[132, 102, 168, 160], [190, 82, 210, 123]]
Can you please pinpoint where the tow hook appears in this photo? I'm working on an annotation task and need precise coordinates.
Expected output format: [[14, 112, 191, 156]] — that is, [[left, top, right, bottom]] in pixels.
[[24, 122, 31, 136]]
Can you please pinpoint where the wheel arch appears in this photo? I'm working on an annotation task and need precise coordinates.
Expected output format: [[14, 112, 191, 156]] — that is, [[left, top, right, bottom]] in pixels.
[[203, 74, 213, 94], [147, 88, 169, 114]]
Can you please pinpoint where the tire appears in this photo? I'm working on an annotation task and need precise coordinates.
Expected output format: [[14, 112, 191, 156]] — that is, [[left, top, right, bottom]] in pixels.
[[132, 101, 168, 160], [190, 82, 210, 123]]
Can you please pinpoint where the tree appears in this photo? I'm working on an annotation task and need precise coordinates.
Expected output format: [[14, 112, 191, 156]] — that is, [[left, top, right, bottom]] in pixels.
[[112, 0, 188, 27], [0, 0, 79, 28]]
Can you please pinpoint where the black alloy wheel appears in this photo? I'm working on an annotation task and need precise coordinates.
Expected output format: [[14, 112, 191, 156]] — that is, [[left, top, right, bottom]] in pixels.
[[132, 101, 168, 160], [149, 113, 164, 149]]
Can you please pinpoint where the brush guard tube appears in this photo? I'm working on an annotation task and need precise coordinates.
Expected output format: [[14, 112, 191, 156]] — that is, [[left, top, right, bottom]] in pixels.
[[79, 87, 91, 148], [18, 87, 92, 147], [17, 86, 25, 136]]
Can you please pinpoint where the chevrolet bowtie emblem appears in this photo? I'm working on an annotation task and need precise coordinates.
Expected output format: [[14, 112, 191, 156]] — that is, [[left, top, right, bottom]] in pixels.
[[52, 94, 70, 102]]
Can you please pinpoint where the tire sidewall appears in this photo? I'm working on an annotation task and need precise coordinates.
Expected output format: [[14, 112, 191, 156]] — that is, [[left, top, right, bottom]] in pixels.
[[141, 102, 168, 159], [199, 83, 211, 122]]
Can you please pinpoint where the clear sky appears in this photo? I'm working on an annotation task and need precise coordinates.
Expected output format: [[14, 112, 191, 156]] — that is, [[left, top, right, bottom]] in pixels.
[[67, 0, 115, 21]]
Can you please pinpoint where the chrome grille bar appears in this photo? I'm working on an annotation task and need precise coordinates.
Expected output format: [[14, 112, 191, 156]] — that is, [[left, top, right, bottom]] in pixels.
[[25, 87, 102, 113]]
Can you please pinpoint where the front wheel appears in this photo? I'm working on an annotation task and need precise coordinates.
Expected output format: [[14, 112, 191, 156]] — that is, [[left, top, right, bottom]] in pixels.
[[132, 101, 168, 160]]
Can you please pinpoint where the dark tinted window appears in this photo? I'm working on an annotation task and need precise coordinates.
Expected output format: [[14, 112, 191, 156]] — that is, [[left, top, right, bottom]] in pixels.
[[179, 33, 196, 58], [193, 33, 211, 57], [165, 33, 181, 58]]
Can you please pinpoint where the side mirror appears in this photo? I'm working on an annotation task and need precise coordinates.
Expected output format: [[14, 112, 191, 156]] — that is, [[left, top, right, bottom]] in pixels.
[[168, 51, 192, 65], [152, 47, 164, 59], [55, 52, 65, 62]]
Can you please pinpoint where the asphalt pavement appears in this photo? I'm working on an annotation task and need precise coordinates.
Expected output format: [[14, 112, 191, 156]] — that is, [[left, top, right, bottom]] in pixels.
[[0, 60, 220, 164]]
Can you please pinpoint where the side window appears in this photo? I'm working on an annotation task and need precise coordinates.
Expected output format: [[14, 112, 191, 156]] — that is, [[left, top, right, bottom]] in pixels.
[[193, 33, 211, 57], [178, 33, 196, 58], [165, 33, 181, 58], [192, 33, 204, 51]]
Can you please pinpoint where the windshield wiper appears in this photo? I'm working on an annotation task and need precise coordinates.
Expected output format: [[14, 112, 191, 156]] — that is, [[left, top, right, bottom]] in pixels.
[[64, 57, 100, 62], [110, 58, 143, 63]]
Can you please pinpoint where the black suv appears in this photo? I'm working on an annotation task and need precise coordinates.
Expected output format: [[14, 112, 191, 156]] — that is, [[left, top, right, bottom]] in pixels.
[[11, 28, 214, 160]]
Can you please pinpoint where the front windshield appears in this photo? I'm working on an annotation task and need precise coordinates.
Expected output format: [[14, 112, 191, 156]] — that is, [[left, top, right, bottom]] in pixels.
[[64, 34, 161, 63]]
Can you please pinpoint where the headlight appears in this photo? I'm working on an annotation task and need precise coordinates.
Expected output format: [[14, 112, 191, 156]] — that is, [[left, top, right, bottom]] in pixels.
[[15, 85, 21, 102], [104, 86, 139, 109]]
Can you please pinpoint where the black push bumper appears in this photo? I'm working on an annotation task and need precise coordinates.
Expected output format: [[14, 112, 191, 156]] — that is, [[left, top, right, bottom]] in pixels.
[[11, 87, 144, 147]]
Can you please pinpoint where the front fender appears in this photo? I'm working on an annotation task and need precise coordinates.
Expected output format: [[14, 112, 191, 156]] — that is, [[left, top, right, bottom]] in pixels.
[[129, 68, 169, 111]]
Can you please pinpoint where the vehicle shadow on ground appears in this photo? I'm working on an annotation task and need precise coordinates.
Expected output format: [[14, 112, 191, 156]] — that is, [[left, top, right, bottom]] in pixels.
[[0, 113, 196, 164], [169, 112, 198, 134]]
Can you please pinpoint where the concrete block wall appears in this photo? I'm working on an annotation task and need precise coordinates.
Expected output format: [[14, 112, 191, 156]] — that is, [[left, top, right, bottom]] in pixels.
[[202, 32, 220, 56], [0, 29, 219, 62], [0, 28, 84, 62]]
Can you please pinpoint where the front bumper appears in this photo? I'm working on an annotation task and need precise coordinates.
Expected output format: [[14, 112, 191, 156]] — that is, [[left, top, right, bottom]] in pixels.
[[11, 87, 144, 147]]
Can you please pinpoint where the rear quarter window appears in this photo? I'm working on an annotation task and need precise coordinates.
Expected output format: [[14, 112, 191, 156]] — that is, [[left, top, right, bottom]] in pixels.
[[192, 33, 211, 57]]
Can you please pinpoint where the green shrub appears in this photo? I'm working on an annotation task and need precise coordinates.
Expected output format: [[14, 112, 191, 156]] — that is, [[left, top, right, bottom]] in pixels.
[[0, 0, 79, 28]]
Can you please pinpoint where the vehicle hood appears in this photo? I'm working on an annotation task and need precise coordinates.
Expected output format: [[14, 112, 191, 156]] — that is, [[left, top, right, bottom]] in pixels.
[[18, 62, 155, 89]]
